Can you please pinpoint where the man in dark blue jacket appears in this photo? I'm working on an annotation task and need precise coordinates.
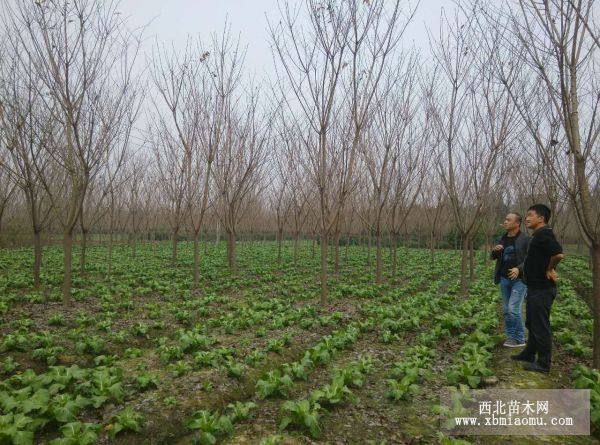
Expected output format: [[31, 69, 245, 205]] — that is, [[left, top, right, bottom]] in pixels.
[[511, 204, 564, 374], [491, 212, 530, 348]]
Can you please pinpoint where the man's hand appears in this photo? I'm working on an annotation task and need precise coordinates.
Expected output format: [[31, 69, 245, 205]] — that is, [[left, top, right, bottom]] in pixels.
[[508, 267, 519, 280], [546, 268, 558, 282], [493, 244, 504, 252]]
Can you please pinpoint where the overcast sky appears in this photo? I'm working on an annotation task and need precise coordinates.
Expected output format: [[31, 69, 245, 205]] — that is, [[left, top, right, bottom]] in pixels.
[[118, 0, 456, 80]]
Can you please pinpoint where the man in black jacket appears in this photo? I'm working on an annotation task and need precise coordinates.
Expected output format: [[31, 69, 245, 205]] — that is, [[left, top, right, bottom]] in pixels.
[[511, 204, 564, 374], [491, 212, 530, 348]]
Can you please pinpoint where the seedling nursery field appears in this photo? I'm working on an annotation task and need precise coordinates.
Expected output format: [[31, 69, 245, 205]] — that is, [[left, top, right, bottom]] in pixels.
[[0, 242, 597, 445]]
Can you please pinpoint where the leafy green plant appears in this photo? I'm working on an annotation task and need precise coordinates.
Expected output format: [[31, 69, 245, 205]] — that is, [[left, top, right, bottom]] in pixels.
[[93, 355, 118, 366], [158, 345, 184, 364], [332, 364, 365, 388], [49, 422, 99, 445], [226, 401, 257, 421], [572, 364, 600, 428], [224, 358, 245, 379], [193, 351, 219, 368], [565, 339, 592, 358], [432, 385, 474, 430], [2, 356, 20, 374], [0, 412, 36, 445], [135, 372, 159, 391], [88, 366, 125, 406], [281, 361, 310, 381], [447, 343, 494, 388], [49, 393, 91, 423], [123, 347, 142, 358], [163, 396, 179, 407], [256, 370, 294, 399], [96, 319, 112, 332], [245, 350, 266, 367], [174, 309, 192, 325], [386, 375, 420, 401], [75, 336, 105, 356], [169, 360, 192, 377], [48, 314, 65, 327], [186, 410, 233, 445], [259, 435, 286, 445], [107, 407, 144, 438], [279, 399, 321, 439], [310, 379, 356, 406], [133, 322, 149, 337], [178, 330, 215, 352], [32, 346, 65, 365], [200, 380, 213, 392]]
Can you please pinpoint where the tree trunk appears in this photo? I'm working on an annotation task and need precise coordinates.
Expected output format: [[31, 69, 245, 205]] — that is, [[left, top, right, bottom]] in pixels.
[[0, 209, 4, 248], [172, 227, 179, 261], [277, 228, 283, 264], [107, 229, 114, 279], [227, 230, 237, 274], [131, 231, 137, 258], [592, 245, 600, 369], [367, 230, 372, 268], [430, 231, 436, 267], [320, 230, 328, 304], [375, 226, 382, 285], [311, 235, 316, 258], [391, 231, 398, 277], [293, 232, 299, 265], [460, 235, 469, 296], [333, 230, 340, 275], [33, 229, 42, 289], [482, 241, 488, 265], [345, 232, 350, 259], [193, 231, 201, 289], [469, 237, 475, 281], [79, 229, 87, 275], [63, 231, 74, 305]]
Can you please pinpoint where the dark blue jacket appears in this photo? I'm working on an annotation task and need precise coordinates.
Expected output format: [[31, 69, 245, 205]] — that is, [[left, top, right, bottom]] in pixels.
[[491, 231, 530, 284]]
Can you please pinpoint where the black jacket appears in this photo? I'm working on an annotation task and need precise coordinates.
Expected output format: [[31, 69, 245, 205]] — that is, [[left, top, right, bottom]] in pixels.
[[491, 231, 530, 284]]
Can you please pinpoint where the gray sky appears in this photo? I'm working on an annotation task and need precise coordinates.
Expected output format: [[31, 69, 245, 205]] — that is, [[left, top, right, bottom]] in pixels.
[[118, 0, 456, 79]]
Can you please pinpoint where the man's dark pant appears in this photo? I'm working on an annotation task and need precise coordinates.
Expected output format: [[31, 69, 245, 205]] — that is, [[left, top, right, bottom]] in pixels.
[[522, 286, 557, 369]]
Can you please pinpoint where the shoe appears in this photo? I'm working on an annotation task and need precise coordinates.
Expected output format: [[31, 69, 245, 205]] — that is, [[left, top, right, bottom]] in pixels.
[[504, 339, 526, 348], [510, 353, 534, 362], [522, 362, 550, 374]]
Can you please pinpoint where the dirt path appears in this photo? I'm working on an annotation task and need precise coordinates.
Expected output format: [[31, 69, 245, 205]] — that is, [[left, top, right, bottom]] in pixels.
[[483, 303, 599, 445]]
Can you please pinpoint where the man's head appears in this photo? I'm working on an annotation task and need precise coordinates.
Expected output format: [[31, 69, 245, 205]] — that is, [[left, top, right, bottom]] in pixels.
[[502, 212, 522, 232], [525, 204, 551, 230]]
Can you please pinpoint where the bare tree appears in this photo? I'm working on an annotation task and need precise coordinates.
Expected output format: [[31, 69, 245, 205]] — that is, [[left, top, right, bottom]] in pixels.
[[283, 130, 312, 264], [270, 128, 293, 265], [493, 0, 600, 366], [0, 155, 17, 248], [105, 162, 130, 280], [420, 171, 447, 266], [213, 88, 269, 274], [0, 37, 55, 287], [363, 58, 422, 284], [428, 7, 519, 294], [270, 0, 410, 302], [4, 0, 142, 304]]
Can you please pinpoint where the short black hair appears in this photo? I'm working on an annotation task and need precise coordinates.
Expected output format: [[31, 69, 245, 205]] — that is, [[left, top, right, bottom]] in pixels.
[[508, 212, 522, 223], [528, 204, 551, 223]]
